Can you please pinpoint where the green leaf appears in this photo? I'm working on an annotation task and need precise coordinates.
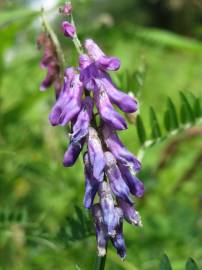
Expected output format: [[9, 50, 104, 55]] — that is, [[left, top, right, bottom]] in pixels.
[[136, 115, 147, 145], [164, 97, 179, 132], [133, 26, 202, 53], [57, 206, 94, 245], [160, 254, 172, 270], [150, 106, 161, 140], [193, 97, 201, 118], [185, 258, 199, 270], [180, 92, 195, 124], [0, 9, 39, 29]]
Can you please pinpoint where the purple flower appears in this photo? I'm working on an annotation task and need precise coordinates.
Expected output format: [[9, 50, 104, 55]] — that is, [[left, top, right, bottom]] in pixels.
[[63, 138, 85, 167], [87, 127, 105, 182], [100, 72, 138, 113], [80, 62, 99, 91], [83, 153, 100, 208], [92, 204, 108, 257], [71, 96, 93, 144], [111, 218, 126, 260], [84, 39, 120, 71], [103, 124, 141, 172], [118, 199, 142, 227], [94, 81, 127, 130], [49, 72, 83, 126], [61, 21, 75, 39], [119, 164, 144, 198], [98, 182, 117, 236], [37, 32, 62, 95], [59, 1, 72, 16], [104, 152, 133, 204]]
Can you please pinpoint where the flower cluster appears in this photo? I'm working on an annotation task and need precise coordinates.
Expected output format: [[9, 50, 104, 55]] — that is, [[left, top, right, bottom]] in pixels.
[[38, 4, 144, 259]]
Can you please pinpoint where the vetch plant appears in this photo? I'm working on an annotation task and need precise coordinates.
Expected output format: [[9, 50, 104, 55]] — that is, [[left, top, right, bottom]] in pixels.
[[36, 2, 202, 269], [37, 1, 144, 265]]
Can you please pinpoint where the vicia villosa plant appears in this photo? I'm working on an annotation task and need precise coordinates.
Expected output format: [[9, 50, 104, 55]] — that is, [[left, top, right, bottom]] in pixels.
[[37, 1, 144, 262], [36, 2, 202, 269]]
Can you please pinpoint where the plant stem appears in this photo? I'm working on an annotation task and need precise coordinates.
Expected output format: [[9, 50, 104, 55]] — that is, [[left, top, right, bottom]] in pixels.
[[41, 8, 65, 72], [94, 253, 107, 270]]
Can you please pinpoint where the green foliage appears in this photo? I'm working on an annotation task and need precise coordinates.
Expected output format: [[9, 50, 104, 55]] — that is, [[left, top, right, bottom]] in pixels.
[[160, 255, 172, 270], [136, 92, 202, 149], [57, 206, 94, 245], [133, 27, 202, 53], [159, 255, 199, 270], [0, 209, 27, 226], [185, 258, 199, 270]]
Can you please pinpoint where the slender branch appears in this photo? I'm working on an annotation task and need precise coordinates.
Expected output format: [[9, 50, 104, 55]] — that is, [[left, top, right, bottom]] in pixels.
[[94, 252, 107, 270], [41, 8, 65, 72], [70, 15, 83, 55]]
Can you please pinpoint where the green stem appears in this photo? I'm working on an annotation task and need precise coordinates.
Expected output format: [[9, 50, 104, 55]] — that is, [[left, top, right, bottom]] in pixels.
[[71, 15, 83, 55], [41, 8, 65, 72], [94, 254, 107, 270]]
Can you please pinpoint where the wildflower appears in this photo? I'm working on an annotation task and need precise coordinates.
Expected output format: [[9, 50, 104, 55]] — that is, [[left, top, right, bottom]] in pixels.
[[98, 181, 118, 236], [49, 70, 83, 126], [61, 21, 75, 39], [87, 127, 105, 182], [71, 96, 93, 143], [118, 199, 142, 227], [103, 124, 141, 172], [83, 153, 100, 208], [92, 204, 108, 256], [104, 152, 133, 204], [38, 11, 144, 259], [111, 217, 126, 260]]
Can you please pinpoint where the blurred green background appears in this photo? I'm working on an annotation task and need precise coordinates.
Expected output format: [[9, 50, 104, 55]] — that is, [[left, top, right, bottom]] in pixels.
[[0, 0, 202, 269]]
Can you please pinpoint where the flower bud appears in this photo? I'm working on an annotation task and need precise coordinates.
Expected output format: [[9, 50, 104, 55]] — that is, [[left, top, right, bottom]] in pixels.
[[61, 21, 75, 39], [59, 2, 72, 16]]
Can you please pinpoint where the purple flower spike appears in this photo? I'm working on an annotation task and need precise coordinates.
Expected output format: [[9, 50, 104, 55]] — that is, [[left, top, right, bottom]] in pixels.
[[94, 82, 127, 130], [83, 153, 101, 208], [103, 124, 141, 172], [101, 72, 138, 113], [61, 21, 75, 39], [104, 152, 133, 204], [71, 96, 93, 144], [111, 221, 126, 260], [87, 127, 105, 181], [98, 182, 117, 236], [92, 204, 108, 257], [49, 73, 83, 126], [63, 138, 85, 167], [119, 164, 144, 198], [118, 199, 142, 227]]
